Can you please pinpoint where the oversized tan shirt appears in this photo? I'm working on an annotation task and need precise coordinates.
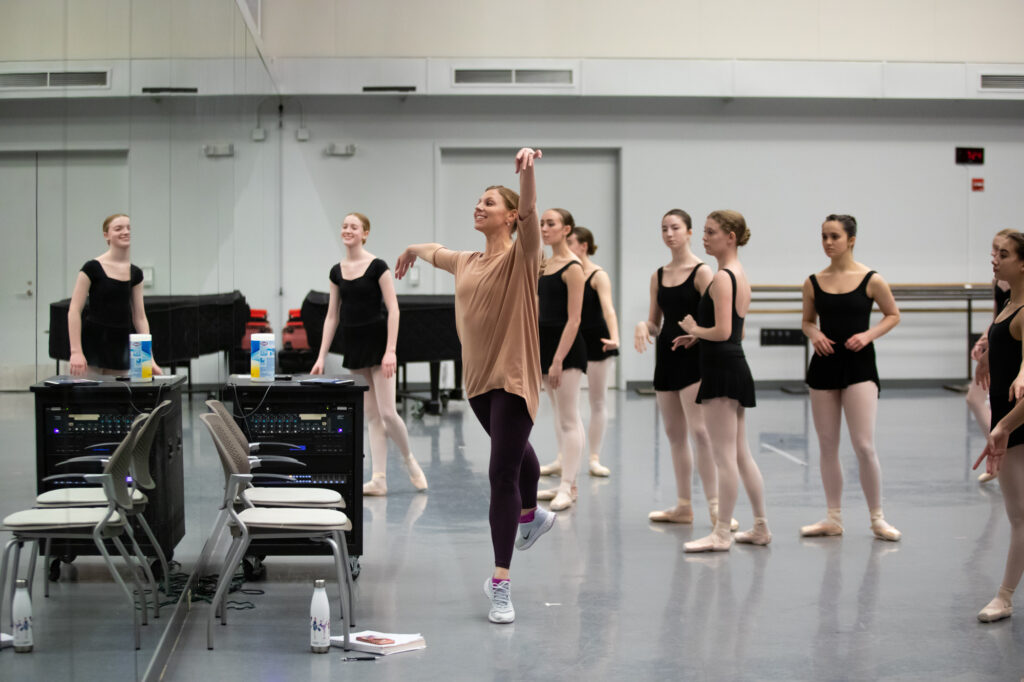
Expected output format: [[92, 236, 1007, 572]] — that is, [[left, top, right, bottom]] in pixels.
[[431, 225, 542, 421]]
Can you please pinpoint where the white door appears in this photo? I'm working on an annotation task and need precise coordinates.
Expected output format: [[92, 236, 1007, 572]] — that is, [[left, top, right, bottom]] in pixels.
[[0, 151, 129, 389], [435, 146, 621, 383]]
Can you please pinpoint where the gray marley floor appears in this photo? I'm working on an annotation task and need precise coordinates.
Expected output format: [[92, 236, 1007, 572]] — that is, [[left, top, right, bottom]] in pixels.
[[1, 387, 1023, 681]]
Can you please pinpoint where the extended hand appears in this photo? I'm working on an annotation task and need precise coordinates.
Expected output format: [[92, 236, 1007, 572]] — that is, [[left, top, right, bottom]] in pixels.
[[671, 334, 697, 350], [394, 248, 418, 280], [381, 350, 397, 379], [634, 322, 653, 353], [514, 148, 542, 173]]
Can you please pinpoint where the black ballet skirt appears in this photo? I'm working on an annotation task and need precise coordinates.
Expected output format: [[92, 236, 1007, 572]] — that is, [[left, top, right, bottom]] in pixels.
[[653, 264, 704, 392], [80, 259, 143, 371], [538, 261, 587, 374], [695, 269, 756, 407], [330, 259, 390, 370], [580, 270, 619, 362], [989, 304, 1024, 448], [805, 271, 880, 393]]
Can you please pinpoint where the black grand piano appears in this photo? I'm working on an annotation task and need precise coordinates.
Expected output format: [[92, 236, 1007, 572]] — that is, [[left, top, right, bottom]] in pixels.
[[301, 292, 462, 414], [49, 292, 250, 389]]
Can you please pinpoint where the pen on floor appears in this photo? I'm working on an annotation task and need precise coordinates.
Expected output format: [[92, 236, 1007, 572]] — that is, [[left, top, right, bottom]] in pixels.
[[342, 656, 376, 662]]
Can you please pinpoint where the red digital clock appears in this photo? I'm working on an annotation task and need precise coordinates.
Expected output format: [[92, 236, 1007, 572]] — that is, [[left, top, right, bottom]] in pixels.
[[956, 147, 984, 165]]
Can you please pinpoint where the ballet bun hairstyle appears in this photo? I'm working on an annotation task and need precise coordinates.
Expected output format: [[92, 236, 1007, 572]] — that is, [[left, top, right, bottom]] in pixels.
[[1003, 231, 1024, 260], [824, 214, 857, 239], [347, 212, 371, 244], [571, 226, 597, 255], [664, 209, 692, 231], [997, 228, 1015, 238], [486, 185, 521, 235], [708, 210, 750, 247], [549, 208, 576, 239]]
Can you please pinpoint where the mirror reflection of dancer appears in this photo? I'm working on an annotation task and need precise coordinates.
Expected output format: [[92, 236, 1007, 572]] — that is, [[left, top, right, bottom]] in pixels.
[[311, 212, 427, 496], [799, 215, 901, 542], [681, 211, 771, 552], [567, 226, 619, 478], [395, 148, 555, 624], [636, 210, 736, 530], [973, 231, 1024, 623], [969, 229, 1013, 484], [68, 214, 163, 377], [535, 208, 587, 511]]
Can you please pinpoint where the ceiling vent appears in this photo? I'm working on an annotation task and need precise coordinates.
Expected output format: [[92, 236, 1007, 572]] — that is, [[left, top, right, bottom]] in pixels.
[[980, 74, 1024, 90], [0, 69, 110, 90], [453, 68, 573, 86]]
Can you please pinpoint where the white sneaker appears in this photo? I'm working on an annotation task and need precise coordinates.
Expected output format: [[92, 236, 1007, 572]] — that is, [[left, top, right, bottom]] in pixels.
[[484, 578, 515, 624], [515, 507, 555, 550]]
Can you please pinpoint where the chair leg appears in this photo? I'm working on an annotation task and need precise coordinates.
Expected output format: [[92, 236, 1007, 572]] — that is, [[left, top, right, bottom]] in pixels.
[[110, 535, 148, 627], [124, 523, 160, 620], [325, 536, 350, 650], [43, 538, 52, 598], [1, 538, 17, 632], [135, 512, 171, 595], [94, 535, 141, 650], [214, 535, 242, 622], [24, 540, 39, 598], [336, 532, 355, 626], [8, 541, 22, 630], [207, 535, 249, 650]]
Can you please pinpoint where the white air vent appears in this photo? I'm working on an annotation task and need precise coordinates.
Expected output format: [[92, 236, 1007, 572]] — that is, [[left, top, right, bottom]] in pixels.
[[980, 74, 1024, 90], [0, 69, 110, 90], [453, 68, 573, 86]]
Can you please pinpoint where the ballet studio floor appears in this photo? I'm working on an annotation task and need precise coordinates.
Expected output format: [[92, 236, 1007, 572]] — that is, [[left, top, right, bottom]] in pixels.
[[1, 384, 1022, 681]]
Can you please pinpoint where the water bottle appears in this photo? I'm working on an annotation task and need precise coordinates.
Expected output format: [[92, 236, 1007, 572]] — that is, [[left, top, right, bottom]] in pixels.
[[12, 579, 33, 653], [310, 579, 330, 653]]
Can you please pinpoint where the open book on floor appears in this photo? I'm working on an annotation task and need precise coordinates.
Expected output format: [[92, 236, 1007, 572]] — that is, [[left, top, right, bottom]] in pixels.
[[331, 629, 425, 655]]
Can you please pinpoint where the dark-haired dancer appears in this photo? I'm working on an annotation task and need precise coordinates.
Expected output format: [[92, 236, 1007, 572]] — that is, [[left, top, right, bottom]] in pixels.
[[636, 210, 734, 529], [68, 213, 163, 376], [568, 226, 619, 478], [681, 210, 770, 552], [534, 208, 587, 511], [973, 230, 1024, 622], [969, 229, 1013, 484], [395, 148, 553, 624], [799, 214, 902, 542]]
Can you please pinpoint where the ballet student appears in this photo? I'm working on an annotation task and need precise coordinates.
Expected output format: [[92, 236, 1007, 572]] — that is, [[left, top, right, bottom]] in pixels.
[[799, 214, 902, 542], [311, 212, 427, 496], [973, 230, 1024, 623], [395, 148, 555, 625], [968, 228, 1013, 484], [680, 210, 771, 552], [534, 208, 588, 511], [68, 213, 163, 376], [635, 209, 734, 529], [566, 226, 619, 478]]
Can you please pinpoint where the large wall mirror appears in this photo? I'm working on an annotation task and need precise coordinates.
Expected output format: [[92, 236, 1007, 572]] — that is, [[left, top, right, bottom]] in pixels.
[[0, 1, 278, 678]]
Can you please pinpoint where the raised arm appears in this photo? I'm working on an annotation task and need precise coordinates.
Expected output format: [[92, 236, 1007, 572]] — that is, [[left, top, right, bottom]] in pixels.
[[634, 271, 661, 353], [847, 273, 901, 352], [395, 243, 446, 279], [67, 272, 91, 375], [378, 269, 400, 378], [310, 280, 341, 374], [130, 281, 163, 375], [591, 269, 620, 352], [514, 147, 542, 256]]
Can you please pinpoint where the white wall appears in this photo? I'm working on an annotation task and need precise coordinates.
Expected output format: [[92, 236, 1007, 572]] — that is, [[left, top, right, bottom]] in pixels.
[[2, 95, 1022, 384]]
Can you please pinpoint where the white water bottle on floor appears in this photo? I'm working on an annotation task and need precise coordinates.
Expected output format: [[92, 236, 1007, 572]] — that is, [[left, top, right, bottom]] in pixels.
[[310, 579, 330, 653], [13, 579, 33, 653]]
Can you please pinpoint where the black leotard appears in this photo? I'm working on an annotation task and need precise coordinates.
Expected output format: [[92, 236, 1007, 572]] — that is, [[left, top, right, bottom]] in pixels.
[[80, 259, 143, 370], [329, 258, 389, 370], [653, 264, 703, 391], [988, 304, 1024, 448], [805, 271, 881, 393], [995, 284, 1011, 314], [695, 269, 755, 407], [580, 270, 618, 362], [538, 261, 587, 374]]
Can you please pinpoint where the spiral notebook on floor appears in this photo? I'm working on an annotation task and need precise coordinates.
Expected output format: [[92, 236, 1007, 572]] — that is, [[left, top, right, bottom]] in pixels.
[[331, 630, 425, 655]]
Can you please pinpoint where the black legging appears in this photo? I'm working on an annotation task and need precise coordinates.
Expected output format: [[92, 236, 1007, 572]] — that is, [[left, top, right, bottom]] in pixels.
[[469, 389, 540, 569]]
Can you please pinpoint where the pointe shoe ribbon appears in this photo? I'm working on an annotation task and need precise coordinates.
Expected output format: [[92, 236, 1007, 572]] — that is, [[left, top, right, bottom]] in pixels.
[[870, 511, 901, 542], [735, 518, 772, 546]]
